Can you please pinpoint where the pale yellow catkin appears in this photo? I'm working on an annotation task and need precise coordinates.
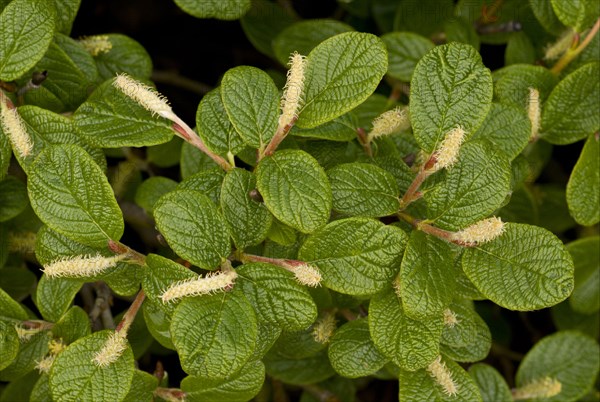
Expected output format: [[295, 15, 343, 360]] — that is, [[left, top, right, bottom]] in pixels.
[[43, 253, 126, 278], [312, 313, 337, 344], [367, 107, 410, 141], [527, 87, 541, 140], [443, 309, 459, 328], [544, 29, 576, 60], [0, 102, 33, 158], [290, 263, 322, 287], [113, 73, 175, 120], [451, 217, 505, 245], [79, 35, 113, 56], [279, 52, 306, 128], [93, 331, 128, 367], [432, 126, 465, 171], [427, 356, 458, 396], [160, 269, 238, 303], [513, 377, 562, 400]]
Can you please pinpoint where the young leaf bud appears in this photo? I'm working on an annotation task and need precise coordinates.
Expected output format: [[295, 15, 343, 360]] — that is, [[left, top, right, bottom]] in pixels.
[[43, 253, 127, 278], [113, 73, 176, 120], [427, 356, 458, 396], [79, 35, 113, 56], [279, 52, 306, 129], [527, 87, 541, 140], [0, 101, 33, 158], [431, 126, 465, 172], [35, 355, 55, 374], [93, 331, 128, 367], [367, 106, 410, 141], [513, 377, 562, 400], [160, 269, 238, 303], [451, 217, 505, 246]]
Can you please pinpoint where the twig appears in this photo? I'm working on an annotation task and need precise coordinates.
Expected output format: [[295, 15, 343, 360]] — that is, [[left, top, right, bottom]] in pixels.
[[551, 18, 600, 74]]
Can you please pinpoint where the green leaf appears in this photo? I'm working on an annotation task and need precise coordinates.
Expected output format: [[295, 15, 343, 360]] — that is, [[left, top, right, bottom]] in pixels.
[[541, 62, 600, 144], [74, 79, 174, 148], [374, 155, 416, 195], [30, 372, 51, 402], [256, 149, 331, 233], [154, 189, 231, 270], [180, 141, 217, 179], [468, 363, 512, 402], [398, 357, 482, 401], [142, 301, 174, 350], [0, 267, 36, 301], [440, 301, 491, 362], [263, 348, 335, 385], [567, 133, 599, 225], [0, 128, 10, 180], [51, 306, 91, 345], [221, 66, 279, 149], [410, 43, 493, 152], [382, 32, 435, 82], [0, 321, 19, 371], [170, 291, 258, 378], [196, 87, 246, 157], [462, 223, 574, 310], [425, 140, 511, 230], [0, 284, 28, 321], [551, 301, 599, 339], [297, 32, 388, 129], [134, 176, 178, 215], [49, 330, 134, 402], [328, 318, 388, 378], [13, 105, 105, 173], [252, 322, 281, 360], [291, 113, 358, 142], [530, 0, 566, 34], [28, 145, 123, 248], [369, 290, 443, 371], [0, 330, 49, 381], [92, 34, 153, 80], [393, 0, 453, 36], [0, 0, 55, 81], [516, 331, 600, 402], [147, 137, 182, 168], [220, 168, 272, 249], [123, 370, 158, 402], [443, 17, 480, 51], [0, 370, 39, 402], [240, 0, 294, 59], [52, 0, 80, 34], [299, 218, 407, 296], [469, 103, 531, 160], [178, 167, 226, 204], [567, 236, 600, 314], [328, 163, 400, 217], [182, 360, 265, 402], [236, 263, 317, 331], [173, 0, 250, 20], [24, 34, 99, 112], [269, 327, 326, 360], [551, 0, 599, 31], [35, 274, 81, 322], [493, 64, 558, 109], [505, 32, 536, 65], [0, 177, 28, 222], [272, 19, 354, 66], [399, 232, 459, 319]]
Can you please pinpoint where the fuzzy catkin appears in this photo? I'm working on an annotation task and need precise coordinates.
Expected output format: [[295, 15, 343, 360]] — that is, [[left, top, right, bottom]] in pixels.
[[0, 103, 33, 158], [43, 253, 126, 278], [160, 269, 238, 303], [93, 331, 128, 367], [452, 217, 505, 245], [513, 377, 562, 400], [290, 263, 322, 287], [113, 73, 175, 120], [279, 52, 306, 128], [432, 126, 465, 171], [368, 107, 410, 141], [79, 35, 113, 56], [527, 87, 541, 140], [427, 356, 457, 396]]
